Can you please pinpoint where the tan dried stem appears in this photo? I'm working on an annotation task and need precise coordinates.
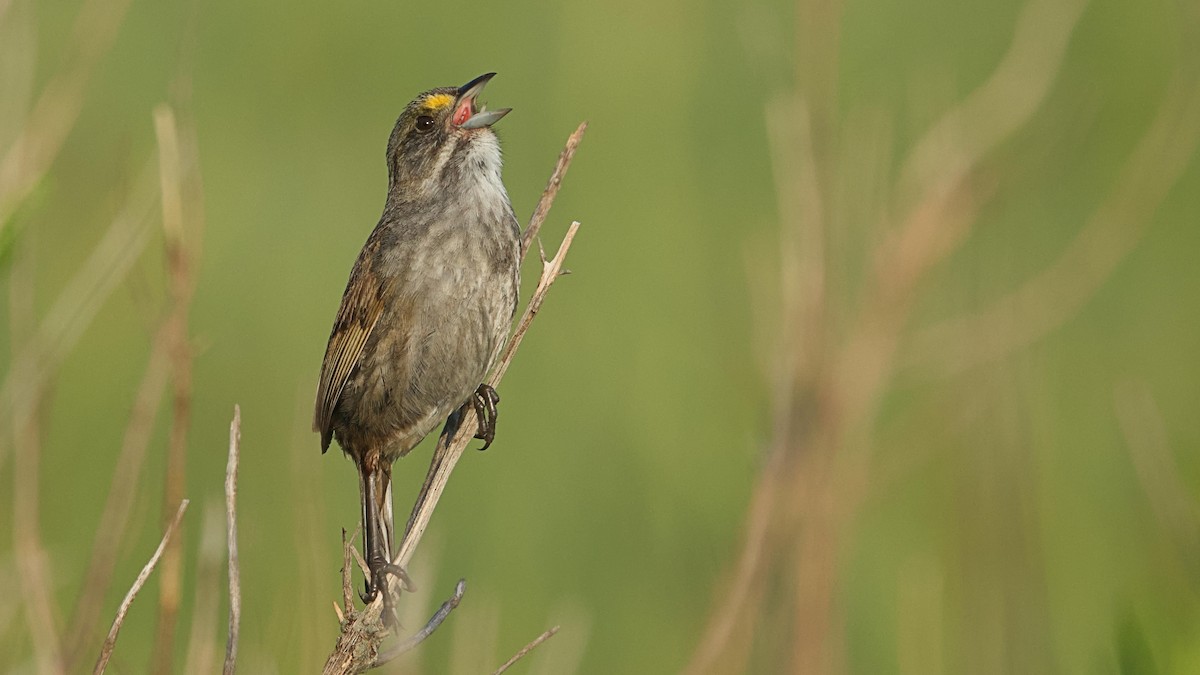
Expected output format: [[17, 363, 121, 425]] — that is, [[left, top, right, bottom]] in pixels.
[[896, 0, 1090, 206], [93, 499, 190, 675], [321, 125, 586, 673], [340, 529, 355, 618], [376, 579, 467, 664], [682, 450, 782, 675], [905, 65, 1200, 376], [224, 405, 243, 675], [151, 102, 202, 675], [687, 0, 1091, 671], [63, 100, 206, 671], [521, 122, 587, 256], [492, 625, 560, 675]]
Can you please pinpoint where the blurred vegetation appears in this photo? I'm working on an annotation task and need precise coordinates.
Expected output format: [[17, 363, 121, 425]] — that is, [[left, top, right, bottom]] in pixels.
[[1, 0, 1198, 672]]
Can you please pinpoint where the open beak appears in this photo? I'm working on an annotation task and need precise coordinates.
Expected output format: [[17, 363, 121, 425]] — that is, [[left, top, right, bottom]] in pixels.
[[454, 72, 511, 129]]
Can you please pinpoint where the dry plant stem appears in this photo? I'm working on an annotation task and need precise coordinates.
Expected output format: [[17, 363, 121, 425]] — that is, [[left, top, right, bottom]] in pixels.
[[898, 0, 1090, 202], [341, 529, 355, 616], [521, 122, 587, 256], [491, 625, 560, 675], [350, 541, 372, 579], [224, 406, 243, 675], [339, 524, 365, 616], [687, 0, 1090, 671], [320, 580, 466, 675], [323, 127, 585, 673], [8, 240, 64, 675], [93, 499, 189, 675], [151, 103, 199, 675], [779, 1, 1087, 662], [682, 450, 783, 675], [374, 579, 467, 666], [906, 63, 1200, 376], [839, 0, 1091, 429]]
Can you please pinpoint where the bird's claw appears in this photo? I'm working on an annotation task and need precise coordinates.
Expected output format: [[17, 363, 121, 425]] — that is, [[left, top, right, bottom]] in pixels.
[[361, 559, 414, 604], [471, 384, 500, 450]]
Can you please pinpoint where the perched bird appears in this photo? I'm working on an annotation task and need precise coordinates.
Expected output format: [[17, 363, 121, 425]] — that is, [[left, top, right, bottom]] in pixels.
[[313, 73, 520, 600]]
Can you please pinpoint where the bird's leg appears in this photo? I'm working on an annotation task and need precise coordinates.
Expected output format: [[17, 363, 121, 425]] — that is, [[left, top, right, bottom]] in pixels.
[[358, 462, 411, 605], [470, 384, 501, 450]]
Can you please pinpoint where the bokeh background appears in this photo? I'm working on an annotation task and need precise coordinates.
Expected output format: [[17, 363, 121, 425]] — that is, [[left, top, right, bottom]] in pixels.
[[2, 0, 1199, 672]]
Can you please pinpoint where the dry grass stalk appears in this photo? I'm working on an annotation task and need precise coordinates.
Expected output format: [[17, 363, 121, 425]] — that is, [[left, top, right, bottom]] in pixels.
[[63, 101, 205, 671], [491, 625, 560, 675], [150, 101, 202, 675], [905, 63, 1200, 376], [224, 405, 243, 674], [92, 499, 190, 675], [521, 122, 588, 255], [321, 124, 586, 673], [686, 0, 1094, 671]]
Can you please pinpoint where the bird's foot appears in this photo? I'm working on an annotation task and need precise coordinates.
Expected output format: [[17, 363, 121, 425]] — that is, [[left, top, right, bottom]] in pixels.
[[471, 384, 500, 450], [360, 559, 414, 605]]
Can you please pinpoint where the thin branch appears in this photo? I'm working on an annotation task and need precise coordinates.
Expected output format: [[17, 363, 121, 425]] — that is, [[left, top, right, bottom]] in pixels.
[[521, 122, 587, 256], [93, 499, 189, 675], [224, 405, 242, 675], [491, 625, 560, 675], [340, 529, 354, 617], [350, 540, 372, 579], [373, 579, 467, 667]]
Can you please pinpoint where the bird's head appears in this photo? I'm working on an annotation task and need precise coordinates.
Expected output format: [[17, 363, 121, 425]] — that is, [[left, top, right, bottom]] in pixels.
[[385, 72, 511, 200]]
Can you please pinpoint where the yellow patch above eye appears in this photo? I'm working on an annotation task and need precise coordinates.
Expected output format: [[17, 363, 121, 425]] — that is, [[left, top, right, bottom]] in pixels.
[[424, 93, 454, 110]]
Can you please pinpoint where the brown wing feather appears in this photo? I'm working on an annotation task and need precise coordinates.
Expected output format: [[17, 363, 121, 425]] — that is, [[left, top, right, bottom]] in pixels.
[[313, 249, 387, 453]]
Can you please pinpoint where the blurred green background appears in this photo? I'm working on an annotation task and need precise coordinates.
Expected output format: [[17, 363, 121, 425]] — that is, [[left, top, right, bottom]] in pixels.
[[2, 0, 1199, 672]]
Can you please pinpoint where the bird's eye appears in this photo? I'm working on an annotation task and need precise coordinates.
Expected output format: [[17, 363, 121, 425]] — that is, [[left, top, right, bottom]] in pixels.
[[415, 115, 435, 132]]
